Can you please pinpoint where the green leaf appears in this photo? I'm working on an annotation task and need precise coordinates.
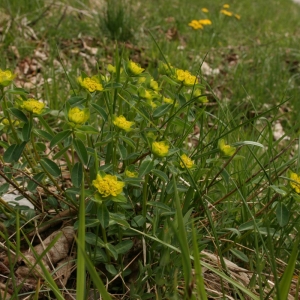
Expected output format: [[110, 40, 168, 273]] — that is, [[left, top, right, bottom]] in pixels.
[[276, 202, 290, 227], [109, 213, 130, 228], [0, 183, 9, 195], [115, 240, 133, 255], [76, 125, 99, 134], [73, 138, 88, 165], [161, 74, 179, 86], [3, 142, 27, 163], [22, 122, 32, 141], [8, 108, 28, 123], [111, 194, 127, 203], [91, 103, 108, 122], [119, 135, 136, 148], [50, 130, 72, 148], [131, 215, 146, 227], [7, 87, 29, 96], [68, 96, 86, 106], [151, 169, 169, 182], [139, 159, 155, 177], [97, 204, 110, 228], [105, 243, 118, 260], [85, 232, 105, 247], [230, 249, 249, 263], [27, 172, 45, 192], [53, 145, 70, 160], [34, 129, 53, 141], [40, 158, 61, 177], [123, 177, 142, 187], [153, 104, 172, 118], [104, 82, 123, 89], [71, 162, 83, 188], [117, 143, 127, 160], [105, 264, 117, 276]]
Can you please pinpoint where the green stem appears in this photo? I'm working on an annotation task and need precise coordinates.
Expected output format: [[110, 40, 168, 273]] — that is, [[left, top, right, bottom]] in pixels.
[[142, 174, 149, 220]]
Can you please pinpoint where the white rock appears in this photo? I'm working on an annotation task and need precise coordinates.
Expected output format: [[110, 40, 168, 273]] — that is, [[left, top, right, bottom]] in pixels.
[[2, 194, 34, 209]]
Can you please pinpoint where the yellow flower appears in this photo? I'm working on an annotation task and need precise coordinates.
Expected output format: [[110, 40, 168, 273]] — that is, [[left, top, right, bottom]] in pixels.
[[175, 69, 198, 86], [93, 173, 125, 197], [150, 79, 159, 91], [193, 89, 208, 103], [180, 154, 194, 169], [113, 115, 135, 132], [152, 141, 169, 157], [220, 9, 233, 16], [127, 60, 144, 75], [163, 97, 178, 106], [188, 20, 203, 30], [202, 8, 209, 13], [223, 4, 230, 9], [234, 14, 241, 20], [21, 99, 45, 114], [290, 172, 300, 193], [0, 69, 15, 87], [78, 76, 103, 93], [125, 169, 138, 178], [1, 118, 10, 126], [218, 139, 236, 156], [138, 88, 153, 100], [199, 19, 212, 25], [68, 107, 89, 125]]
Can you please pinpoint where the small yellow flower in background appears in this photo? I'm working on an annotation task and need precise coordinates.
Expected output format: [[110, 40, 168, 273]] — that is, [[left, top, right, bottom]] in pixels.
[[188, 20, 203, 30], [78, 76, 103, 93], [152, 141, 169, 157], [180, 154, 194, 169], [199, 19, 212, 25], [147, 99, 158, 109], [163, 96, 178, 106], [113, 115, 135, 132], [107, 64, 116, 73], [234, 14, 241, 20], [150, 79, 159, 91], [138, 88, 154, 100], [93, 173, 125, 197], [218, 139, 236, 156], [220, 9, 233, 17], [290, 172, 300, 193], [68, 107, 89, 125], [223, 4, 230, 9], [0, 69, 15, 87], [201, 8, 209, 13], [127, 60, 144, 75], [1, 118, 10, 126], [125, 169, 138, 178], [193, 89, 208, 103], [21, 99, 45, 114]]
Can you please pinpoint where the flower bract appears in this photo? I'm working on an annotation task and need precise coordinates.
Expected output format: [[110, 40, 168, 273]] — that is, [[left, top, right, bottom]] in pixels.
[[0, 69, 15, 87], [152, 141, 169, 157], [113, 115, 135, 132], [78, 76, 103, 92], [218, 139, 236, 156], [127, 60, 144, 75], [180, 154, 194, 169], [68, 107, 89, 125], [21, 99, 45, 114], [290, 172, 300, 193], [125, 169, 138, 178], [93, 173, 125, 197]]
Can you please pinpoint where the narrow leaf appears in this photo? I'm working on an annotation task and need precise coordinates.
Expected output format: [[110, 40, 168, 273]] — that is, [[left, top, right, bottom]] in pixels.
[[71, 162, 83, 188], [40, 158, 61, 177]]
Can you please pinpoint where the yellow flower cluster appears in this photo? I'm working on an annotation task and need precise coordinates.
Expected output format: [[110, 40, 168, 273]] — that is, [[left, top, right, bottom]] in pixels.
[[93, 173, 125, 197], [188, 19, 212, 30], [113, 115, 135, 132], [0, 69, 15, 87], [127, 60, 144, 75], [201, 8, 209, 13], [218, 139, 236, 157], [68, 107, 89, 125], [163, 97, 178, 106], [180, 154, 194, 169], [125, 169, 138, 178], [21, 99, 45, 114], [1, 118, 19, 126], [78, 76, 103, 93], [220, 4, 241, 19], [152, 141, 169, 157], [290, 172, 300, 194], [175, 69, 198, 86]]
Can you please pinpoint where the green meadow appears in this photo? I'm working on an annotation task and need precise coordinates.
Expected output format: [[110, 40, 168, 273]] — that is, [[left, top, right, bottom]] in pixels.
[[0, 0, 300, 299]]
